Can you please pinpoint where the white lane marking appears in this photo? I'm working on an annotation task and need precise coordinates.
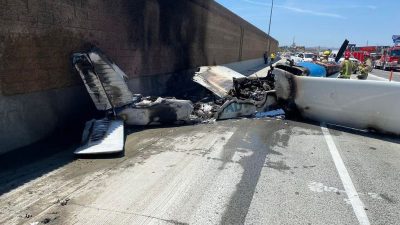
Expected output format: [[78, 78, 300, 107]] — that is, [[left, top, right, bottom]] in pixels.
[[368, 74, 388, 81], [368, 73, 399, 82], [321, 123, 371, 225]]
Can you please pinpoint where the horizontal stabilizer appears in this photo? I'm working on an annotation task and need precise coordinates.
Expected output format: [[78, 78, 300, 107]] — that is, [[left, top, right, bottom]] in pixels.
[[74, 119, 124, 155]]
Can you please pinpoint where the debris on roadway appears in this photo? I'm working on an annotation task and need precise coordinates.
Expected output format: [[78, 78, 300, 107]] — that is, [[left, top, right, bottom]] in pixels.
[[193, 66, 246, 98], [255, 109, 286, 119], [72, 48, 194, 127], [193, 66, 278, 120], [72, 48, 196, 154], [118, 96, 194, 126], [74, 119, 124, 155], [72, 45, 400, 155]]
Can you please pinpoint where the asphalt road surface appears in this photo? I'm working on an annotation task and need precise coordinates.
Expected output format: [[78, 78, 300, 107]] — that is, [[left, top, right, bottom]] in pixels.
[[369, 69, 400, 82], [1, 118, 399, 225]]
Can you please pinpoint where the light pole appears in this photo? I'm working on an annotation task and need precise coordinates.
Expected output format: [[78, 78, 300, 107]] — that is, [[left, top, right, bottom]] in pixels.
[[267, 0, 274, 63]]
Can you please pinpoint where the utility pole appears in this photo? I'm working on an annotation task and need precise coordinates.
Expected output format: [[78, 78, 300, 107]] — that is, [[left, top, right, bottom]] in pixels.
[[267, 0, 274, 56]]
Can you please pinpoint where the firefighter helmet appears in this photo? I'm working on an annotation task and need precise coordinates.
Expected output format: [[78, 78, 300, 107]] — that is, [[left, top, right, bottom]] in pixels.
[[345, 52, 351, 59]]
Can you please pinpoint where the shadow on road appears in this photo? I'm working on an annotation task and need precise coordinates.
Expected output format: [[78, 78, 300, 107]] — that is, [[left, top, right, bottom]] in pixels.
[[0, 120, 206, 197], [0, 126, 82, 196], [220, 120, 288, 224], [326, 123, 400, 145]]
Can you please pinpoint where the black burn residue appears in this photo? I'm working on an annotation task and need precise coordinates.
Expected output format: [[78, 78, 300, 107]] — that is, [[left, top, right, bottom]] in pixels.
[[147, 103, 178, 125], [278, 72, 301, 119], [124, 0, 210, 73], [275, 64, 308, 76]]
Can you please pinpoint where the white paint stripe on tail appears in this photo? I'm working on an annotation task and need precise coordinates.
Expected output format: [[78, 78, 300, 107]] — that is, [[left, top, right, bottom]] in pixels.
[[321, 123, 371, 225]]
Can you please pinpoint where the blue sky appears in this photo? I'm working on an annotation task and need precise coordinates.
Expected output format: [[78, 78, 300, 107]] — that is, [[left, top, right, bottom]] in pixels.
[[216, 0, 399, 47]]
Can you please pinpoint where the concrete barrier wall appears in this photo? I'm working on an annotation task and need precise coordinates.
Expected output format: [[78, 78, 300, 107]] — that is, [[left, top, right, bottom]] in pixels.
[[0, 0, 278, 154]]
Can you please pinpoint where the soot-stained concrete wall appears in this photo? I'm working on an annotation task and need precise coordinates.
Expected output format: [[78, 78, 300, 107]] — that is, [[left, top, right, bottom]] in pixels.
[[0, 0, 278, 154]]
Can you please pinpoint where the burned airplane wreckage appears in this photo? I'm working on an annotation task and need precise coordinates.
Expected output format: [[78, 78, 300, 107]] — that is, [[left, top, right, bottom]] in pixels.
[[72, 47, 400, 155], [192, 66, 279, 120], [72, 48, 193, 154]]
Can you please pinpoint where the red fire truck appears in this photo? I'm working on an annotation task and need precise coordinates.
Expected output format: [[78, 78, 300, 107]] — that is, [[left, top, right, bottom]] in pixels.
[[351, 51, 367, 62], [374, 39, 400, 71], [349, 46, 379, 63]]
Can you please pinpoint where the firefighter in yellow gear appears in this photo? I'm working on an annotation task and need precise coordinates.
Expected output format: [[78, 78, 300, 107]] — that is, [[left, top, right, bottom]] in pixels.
[[364, 54, 372, 72], [270, 53, 276, 63], [357, 55, 371, 80], [340, 52, 352, 79], [357, 63, 368, 80], [320, 51, 330, 63]]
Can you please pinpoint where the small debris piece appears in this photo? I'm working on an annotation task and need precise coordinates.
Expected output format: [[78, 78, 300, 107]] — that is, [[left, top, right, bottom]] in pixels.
[[41, 218, 51, 224], [60, 198, 70, 206], [255, 109, 285, 119], [119, 97, 194, 126]]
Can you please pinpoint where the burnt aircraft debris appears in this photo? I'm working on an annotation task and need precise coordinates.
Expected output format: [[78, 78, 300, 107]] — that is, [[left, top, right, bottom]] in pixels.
[[192, 66, 281, 120], [196, 60, 400, 136], [74, 44, 400, 155], [72, 48, 133, 112], [72, 47, 195, 154], [215, 95, 277, 120], [118, 96, 194, 126], [231, 74, 275, 100], [72, 48, 194, 126], [72, 48, 285, 154], [74, 119, 124, 155], [275, 63, 310, 76], [193, 66, 246, 98], [255, 109, 286, 119]]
